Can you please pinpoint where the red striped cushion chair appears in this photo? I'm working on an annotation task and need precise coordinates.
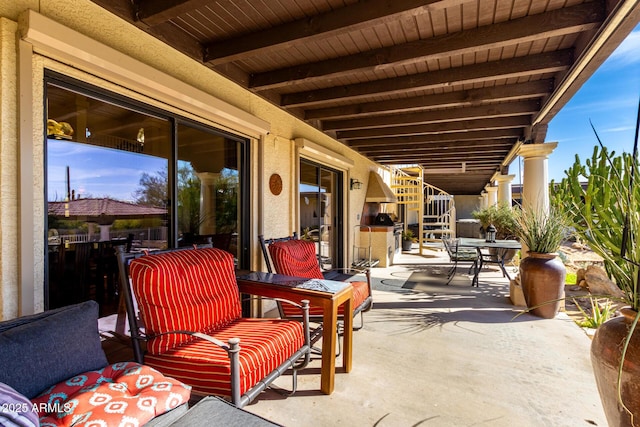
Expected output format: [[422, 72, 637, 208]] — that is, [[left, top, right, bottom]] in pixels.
[[266, 238, 372, 328], [124, 247, 310, 407]]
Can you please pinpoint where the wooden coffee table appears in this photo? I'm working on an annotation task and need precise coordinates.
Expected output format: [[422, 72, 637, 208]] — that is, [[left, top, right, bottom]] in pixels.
[[236, 272, 353, 395]]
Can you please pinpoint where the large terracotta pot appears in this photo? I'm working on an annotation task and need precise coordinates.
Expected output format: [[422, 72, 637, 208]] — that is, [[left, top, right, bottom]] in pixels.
[[591, 308, 640, 426], [519, 252, 566, 319]]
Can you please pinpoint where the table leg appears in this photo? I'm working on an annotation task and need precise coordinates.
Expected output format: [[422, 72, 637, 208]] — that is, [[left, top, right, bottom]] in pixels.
[[342, 296, 353, 373], [320, 301, 338, 395], [472, 248, 481, 287]]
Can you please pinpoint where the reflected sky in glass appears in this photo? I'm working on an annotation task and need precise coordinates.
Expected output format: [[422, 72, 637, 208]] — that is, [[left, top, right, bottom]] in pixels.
[[47, 140, 166, 202]]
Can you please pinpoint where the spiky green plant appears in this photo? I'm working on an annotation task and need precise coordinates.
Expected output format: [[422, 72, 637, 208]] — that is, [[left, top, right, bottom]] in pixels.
[[551, 146, 640, 311], [552, 143, 640, 423], [574, 297, 614, 329], [512, 204, 568, 254]]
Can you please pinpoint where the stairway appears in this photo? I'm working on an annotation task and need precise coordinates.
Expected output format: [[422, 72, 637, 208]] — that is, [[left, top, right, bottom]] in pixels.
[[390, 166, 456, 254]]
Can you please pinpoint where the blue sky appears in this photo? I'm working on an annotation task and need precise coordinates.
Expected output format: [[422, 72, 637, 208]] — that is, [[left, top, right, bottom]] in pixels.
[[536, 23, 640, 184], [47, 142, 166, 202]]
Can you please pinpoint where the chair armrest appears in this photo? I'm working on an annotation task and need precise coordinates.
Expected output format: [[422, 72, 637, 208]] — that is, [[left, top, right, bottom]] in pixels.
[[241, 294, 312, 316], [150, 330, 230, 350], [323, 267, 370, 281]]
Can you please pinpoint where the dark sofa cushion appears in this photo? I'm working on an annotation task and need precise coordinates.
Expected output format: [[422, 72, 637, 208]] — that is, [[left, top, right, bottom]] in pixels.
[[0, 300, 108, 399]]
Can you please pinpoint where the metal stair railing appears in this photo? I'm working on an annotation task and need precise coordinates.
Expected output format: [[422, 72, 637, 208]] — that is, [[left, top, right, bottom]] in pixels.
[[390, 165, 456, 254]]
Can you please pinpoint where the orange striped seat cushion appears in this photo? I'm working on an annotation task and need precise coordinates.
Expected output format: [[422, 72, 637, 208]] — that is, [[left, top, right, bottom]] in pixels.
[[129, 248, 241, 355], [143, 318, 305, 396], [269, 239, 370, 317]]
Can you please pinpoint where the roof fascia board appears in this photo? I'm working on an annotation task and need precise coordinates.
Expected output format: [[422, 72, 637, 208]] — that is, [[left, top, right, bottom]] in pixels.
[[18, 9, 270, 138]]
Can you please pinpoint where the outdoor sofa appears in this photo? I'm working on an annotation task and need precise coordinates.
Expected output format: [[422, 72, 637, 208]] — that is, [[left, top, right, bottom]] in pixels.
[[0, 300, 282, 426]]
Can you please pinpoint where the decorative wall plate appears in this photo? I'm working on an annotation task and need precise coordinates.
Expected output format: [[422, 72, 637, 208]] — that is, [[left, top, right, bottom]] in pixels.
[[269, 173, 283, 196]]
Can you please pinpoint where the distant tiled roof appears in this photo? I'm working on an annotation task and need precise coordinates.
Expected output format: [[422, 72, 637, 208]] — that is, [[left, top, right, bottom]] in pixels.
[[48, 198, 166, 223]]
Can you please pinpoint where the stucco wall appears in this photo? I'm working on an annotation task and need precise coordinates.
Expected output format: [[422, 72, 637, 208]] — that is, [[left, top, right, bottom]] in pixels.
[[0, 18, 19, 319], [454, 195, 483, 219], [0, 1, 381, 318]]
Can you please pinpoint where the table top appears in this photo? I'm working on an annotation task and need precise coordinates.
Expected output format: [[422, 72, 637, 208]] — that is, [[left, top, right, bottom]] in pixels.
[[458, 237, 521, 249], [237, 271, 351, 294]]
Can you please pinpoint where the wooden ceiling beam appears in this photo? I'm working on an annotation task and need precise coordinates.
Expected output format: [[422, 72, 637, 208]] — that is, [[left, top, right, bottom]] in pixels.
[[305, 80, 553, 120], [347, 129, 519, 147], [372, 151, 508, 159], [358, 143, 514, 155], [203, 0, 471, 64], [337, 116, 531, 140], [134, 0, 214, 26], [90, 0, 136, 20], [252, 2, 603, 90], [90, 0, 204, 60], [323, 100, 539, 131], [281, 50, 572, 107]]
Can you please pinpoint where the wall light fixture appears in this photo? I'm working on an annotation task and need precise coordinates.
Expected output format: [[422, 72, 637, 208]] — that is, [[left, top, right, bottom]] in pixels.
[[350, 178, 363, 190]]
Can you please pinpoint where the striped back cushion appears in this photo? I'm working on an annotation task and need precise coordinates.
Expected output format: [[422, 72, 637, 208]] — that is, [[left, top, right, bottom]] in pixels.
[[268, 239, 324, 279], [129, 248, 241, 355]]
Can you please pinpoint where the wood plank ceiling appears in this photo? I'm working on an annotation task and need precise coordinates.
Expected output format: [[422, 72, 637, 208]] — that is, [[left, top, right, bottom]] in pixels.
[[89, 0, 640, 194]]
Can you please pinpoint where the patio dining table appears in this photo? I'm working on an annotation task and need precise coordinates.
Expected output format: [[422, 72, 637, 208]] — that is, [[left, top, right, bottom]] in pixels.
[[458, 237, 521, 286]]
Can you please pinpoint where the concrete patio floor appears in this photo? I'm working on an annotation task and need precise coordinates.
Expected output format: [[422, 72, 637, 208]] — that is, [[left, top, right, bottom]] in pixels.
[[244, 248, 607, 427]]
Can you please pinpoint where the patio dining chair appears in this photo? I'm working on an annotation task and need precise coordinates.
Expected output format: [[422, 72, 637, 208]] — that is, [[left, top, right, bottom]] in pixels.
[[259, 234, 373, 333], [116, 245, 311, 408], [442, 238, 479, 285]]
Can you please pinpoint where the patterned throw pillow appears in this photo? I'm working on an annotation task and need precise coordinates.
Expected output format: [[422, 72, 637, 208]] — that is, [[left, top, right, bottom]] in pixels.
[[31, 362, 191, 426]]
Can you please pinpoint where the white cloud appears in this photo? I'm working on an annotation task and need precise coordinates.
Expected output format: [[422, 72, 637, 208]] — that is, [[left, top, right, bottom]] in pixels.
[[604, 125, 635, 133], [605, 29, 640, 67]]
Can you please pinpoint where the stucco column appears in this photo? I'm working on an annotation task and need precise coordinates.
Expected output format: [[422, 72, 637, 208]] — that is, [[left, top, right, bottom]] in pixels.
[[197, 172, 219, 235], [481, 192, 488, 209], [511, 142, 560, 307], [485, 185, 498, 207], [517, 142, 558, 213], [495, 174, 515, 207], [99, 225, 111, 241]]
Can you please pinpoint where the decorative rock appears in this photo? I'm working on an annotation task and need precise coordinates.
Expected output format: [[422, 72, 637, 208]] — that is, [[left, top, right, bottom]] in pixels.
[[509, 276, 526, 307], [578, 279, 588, 289], [576, 268, 586, 285], [584, 265, 625, 298], [571, 242, 589, 251]]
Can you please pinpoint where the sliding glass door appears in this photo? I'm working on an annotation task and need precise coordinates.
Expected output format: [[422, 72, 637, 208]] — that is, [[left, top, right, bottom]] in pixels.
[[299, 160, 344, 269], [45, 72, 249, 314]]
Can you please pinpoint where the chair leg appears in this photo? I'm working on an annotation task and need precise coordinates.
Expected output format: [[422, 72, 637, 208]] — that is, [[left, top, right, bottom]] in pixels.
[[311, 327, 342, 357], [467, 259, 477, 274], [269, 363, 302, 398], [352, 310, 364, 331], [445, 274, 455, 285], [447, 259, 458, 279]]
